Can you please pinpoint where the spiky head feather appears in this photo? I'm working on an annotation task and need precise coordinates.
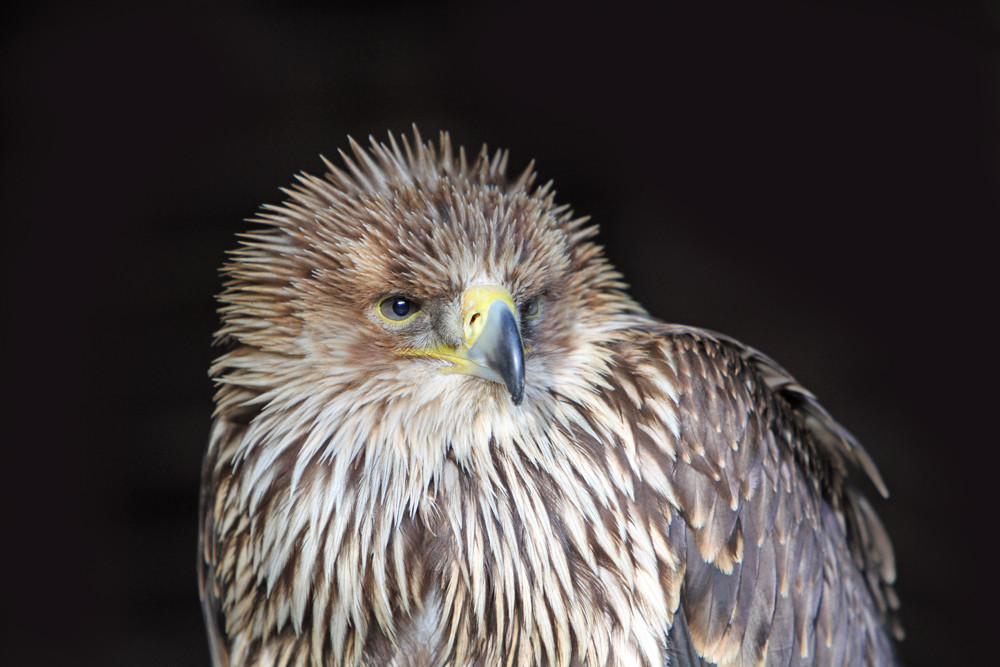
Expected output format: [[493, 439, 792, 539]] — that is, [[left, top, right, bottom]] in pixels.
[[200, 129, 900, 667]]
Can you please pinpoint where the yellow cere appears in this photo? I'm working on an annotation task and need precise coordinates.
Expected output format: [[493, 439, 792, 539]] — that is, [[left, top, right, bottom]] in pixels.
[[461, 285, 517, 347]]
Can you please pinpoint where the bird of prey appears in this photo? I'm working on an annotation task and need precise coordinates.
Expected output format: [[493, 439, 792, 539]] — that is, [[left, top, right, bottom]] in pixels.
[[200, 130, 901, 666]]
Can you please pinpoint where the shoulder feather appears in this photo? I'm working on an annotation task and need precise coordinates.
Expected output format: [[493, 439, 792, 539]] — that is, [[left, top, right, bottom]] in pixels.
[[606, 322, 900, 665]]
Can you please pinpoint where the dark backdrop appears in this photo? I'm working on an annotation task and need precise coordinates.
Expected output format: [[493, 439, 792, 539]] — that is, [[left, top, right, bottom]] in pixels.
[[3, 1, 996, 664]]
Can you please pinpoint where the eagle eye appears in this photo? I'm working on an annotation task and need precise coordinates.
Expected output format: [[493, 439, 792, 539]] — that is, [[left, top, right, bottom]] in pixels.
[[521, 295, 541, 319], [377, 295, 420, 324]]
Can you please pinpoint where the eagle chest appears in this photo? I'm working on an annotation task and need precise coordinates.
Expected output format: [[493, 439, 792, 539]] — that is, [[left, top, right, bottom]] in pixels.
[[203, 131, 900, 667], [344, 450, 676, 667]]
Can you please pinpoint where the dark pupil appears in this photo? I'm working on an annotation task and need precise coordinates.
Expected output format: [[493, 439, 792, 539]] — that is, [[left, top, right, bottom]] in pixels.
[[391, 298, 412, 317]]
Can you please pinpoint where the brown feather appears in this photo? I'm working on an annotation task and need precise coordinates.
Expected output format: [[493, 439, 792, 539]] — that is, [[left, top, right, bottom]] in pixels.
[[200, 129, 900, 666]]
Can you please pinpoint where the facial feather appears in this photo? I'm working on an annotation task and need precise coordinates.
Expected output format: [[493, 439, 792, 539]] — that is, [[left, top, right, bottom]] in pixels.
[[201, 129, 900, 667]]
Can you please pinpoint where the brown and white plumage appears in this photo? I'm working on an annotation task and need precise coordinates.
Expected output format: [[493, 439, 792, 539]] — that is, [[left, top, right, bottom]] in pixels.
[[199, 130, 901, 666]]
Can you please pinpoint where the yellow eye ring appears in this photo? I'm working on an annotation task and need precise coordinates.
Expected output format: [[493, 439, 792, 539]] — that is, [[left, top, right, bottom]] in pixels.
[[521, 295, 541, 319], [377, 295, 421, 324]]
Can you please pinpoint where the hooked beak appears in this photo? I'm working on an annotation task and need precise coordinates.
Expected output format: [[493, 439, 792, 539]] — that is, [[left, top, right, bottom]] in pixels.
[[402, 285, 525, 405], [457, 286, 525, 405]]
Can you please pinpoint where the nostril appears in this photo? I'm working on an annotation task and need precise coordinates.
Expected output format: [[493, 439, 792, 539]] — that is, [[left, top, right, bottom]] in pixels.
[[465, 311, 483, 342]]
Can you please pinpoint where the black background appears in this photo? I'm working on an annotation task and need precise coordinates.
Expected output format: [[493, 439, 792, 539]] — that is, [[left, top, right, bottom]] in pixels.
[[2, 1, 997, 664]]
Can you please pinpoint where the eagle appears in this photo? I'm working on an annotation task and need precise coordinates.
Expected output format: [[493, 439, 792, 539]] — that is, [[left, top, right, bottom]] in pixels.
[[199, 130, 901, 666]]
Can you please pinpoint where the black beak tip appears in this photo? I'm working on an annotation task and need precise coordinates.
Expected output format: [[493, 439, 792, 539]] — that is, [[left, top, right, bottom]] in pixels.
[[501, 357, 524, 406], [509, 382, 524, 406], [487, 306, 524, 405]]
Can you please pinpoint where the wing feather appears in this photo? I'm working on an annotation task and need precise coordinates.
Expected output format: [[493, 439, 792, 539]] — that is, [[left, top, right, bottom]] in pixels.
[[614, 324, 899, 665]]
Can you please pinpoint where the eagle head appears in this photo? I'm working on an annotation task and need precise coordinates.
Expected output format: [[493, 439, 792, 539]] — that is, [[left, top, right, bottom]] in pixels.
[[214, 131, 639, 421]]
